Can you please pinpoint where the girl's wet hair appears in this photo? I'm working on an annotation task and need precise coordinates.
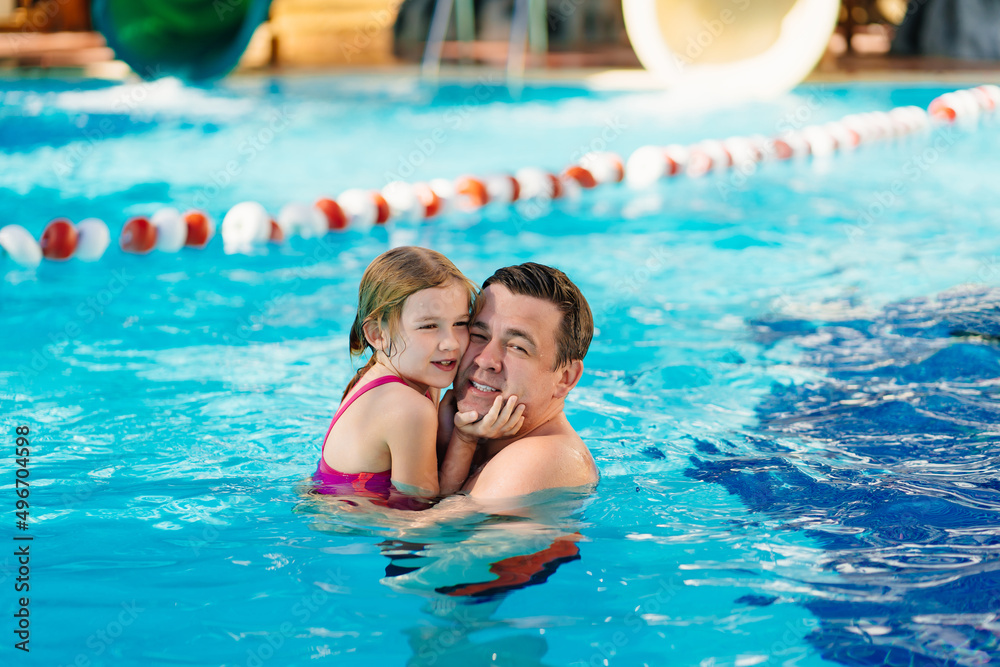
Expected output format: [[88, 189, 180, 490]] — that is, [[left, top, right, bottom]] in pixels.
[[343, 246, 477, 399]]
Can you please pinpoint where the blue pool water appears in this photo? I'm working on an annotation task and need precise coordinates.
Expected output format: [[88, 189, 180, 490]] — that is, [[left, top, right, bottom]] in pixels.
[[2, 75, 1000, 666]]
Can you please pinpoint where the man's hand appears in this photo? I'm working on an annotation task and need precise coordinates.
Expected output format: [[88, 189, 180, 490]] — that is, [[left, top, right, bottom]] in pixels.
[[454, 395, 525, 444]]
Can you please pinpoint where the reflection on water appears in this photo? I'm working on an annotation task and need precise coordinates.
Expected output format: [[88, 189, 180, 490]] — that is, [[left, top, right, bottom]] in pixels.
[[687, 286, 1000, 665], [382, 531, 581, 599], [296, 487, 594, 666]]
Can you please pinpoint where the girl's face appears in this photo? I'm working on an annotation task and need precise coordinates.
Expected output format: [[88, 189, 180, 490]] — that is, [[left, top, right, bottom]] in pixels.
[[383, 281, 471, 393]]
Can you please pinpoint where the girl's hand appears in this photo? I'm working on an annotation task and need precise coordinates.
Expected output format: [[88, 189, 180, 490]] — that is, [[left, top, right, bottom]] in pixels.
[[454, 395, 525, 444]]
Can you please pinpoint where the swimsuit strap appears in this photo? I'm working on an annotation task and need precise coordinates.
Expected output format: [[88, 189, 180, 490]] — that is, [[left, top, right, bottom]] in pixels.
[[321, 375, 408, 453], [319, 374, 436, 473]]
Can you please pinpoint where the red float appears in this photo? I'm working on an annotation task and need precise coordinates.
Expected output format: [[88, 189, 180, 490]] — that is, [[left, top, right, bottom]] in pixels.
[[563, 166, 597, 189], [664, 152, 681, 176], [40, 218, 78, 260], [974, 85, 999, 111], [687, 147, 715, 178], [610, 159, 625, 183], [928, 97, 957, 123], [120, 217, 157, 254], [373, 192, 391, 225], [773, 139, 794, 160], [413, 183, 442, 218], [720, 147, 734, 168], [454, 176, 490, 209], [508, 175, 521, 202], [548, 173, 564, 199], [315, 198, 347, 231], [184, 211, 212, 248], [269, 220, 284, 243]]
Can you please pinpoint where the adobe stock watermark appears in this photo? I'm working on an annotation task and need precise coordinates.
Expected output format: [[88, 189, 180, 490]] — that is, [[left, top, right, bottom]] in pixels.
[[241, 568, 349, 667], [17, 268, 134, 378], [977, 255, 1000, 283], [56, 600, 145, 667], [567, 116, 630, 165], [1, 480, 100, 589], [672, 0, 753, 69], [413, 597, 495, 664], [3, 0, 73, 55], [340, 0, 405, 62], [570, 576, 682, 667], [213, 0, 250, 21], [382, 75, 502, 184], [58, 483, 100, 511], [548, 0, 589, 32], [186, 104, 295, 211], [185, 521, 226, 557], [753, 616, 819, 664], [717, 88, 834, 201], [221, 236, 341, 346], [514, 115, 629, 226], [844, 125, 961, 244], [52, 67, 166, 179], [594, 245, 671, 317]]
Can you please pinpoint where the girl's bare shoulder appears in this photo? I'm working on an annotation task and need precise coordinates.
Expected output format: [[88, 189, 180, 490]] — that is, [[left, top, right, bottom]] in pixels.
[[373, 382, 438, 422]]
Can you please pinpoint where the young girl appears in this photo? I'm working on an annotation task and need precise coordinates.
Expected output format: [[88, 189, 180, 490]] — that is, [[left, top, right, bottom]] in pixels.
[[314, 246, 524, 500]]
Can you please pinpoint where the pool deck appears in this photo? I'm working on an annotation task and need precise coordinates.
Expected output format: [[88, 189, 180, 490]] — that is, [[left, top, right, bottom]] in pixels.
[[2, 30, 1000, 88]]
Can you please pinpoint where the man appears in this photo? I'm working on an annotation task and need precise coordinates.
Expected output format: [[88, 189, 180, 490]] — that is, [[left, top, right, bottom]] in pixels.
[[440, 262, 600, 499], [386, 266, 596, 602]]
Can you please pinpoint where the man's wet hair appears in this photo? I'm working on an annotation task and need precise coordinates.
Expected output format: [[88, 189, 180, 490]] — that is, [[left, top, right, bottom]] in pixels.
[[480, 262, 593, 369]]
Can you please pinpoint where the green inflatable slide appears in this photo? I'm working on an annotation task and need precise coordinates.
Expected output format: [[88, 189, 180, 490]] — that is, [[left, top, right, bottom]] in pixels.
[[92, 0, 273, 80]]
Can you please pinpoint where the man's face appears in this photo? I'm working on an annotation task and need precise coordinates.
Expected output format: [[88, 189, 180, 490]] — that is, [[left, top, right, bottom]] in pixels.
[[455, 285, 566, 428]]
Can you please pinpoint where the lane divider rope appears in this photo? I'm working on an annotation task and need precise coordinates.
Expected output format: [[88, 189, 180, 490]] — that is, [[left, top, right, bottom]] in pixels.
[[1, 85, 996, 269]]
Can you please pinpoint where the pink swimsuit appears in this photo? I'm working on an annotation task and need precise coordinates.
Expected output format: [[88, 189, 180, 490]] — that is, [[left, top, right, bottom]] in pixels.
[[314, 375, 429, 499]]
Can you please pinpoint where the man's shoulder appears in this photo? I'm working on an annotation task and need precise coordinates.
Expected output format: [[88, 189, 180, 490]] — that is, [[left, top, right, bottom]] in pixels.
[[469, 429, 598, 499], [498, 432, 597, 479], [494, 431, 583, 460]]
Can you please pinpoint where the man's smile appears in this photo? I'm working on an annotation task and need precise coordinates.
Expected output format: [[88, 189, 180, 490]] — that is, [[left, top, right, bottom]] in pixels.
[[469, 379, 501, 394]]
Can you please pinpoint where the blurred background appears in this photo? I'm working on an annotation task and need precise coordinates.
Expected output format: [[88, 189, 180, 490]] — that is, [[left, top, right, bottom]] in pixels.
[[2, 0, 999, 81]]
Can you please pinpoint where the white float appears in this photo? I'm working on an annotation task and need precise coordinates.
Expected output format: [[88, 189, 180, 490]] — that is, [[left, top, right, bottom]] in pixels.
[[76, 218, 112, 261], [221, 201, 271, 250], [337, 189, 379, 230], [381, 181, 424, 223], [151, 207, 188, 252], [0, 225, 42, 268], [278, 202, 327, 239]]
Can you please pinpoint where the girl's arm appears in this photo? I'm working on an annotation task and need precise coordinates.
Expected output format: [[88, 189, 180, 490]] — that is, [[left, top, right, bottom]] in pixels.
[[436, 389, 458, 464], [438, 395, 524, 496], [385, 393, 442, 498]]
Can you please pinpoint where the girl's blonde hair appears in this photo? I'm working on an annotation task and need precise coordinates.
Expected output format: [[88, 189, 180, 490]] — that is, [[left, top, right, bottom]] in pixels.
[[342, 246, 477, 400]]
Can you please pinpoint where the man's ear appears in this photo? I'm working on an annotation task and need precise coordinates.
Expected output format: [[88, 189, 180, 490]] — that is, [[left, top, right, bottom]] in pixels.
[[362, 320, 387, 353], [553, 359, 584, 399]]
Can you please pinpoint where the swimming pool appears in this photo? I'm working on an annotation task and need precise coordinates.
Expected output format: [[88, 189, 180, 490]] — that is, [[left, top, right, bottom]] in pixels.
[[2, 74, 999, 666]]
